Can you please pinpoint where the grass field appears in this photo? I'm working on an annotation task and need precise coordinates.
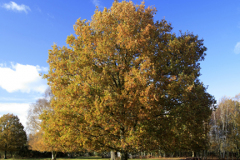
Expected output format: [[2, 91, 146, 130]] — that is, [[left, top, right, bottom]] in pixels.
[[4, 158, 239, 160], [1, 157, 186, 160], [6, 156, 237, 160], [8, 158, 239, 160]]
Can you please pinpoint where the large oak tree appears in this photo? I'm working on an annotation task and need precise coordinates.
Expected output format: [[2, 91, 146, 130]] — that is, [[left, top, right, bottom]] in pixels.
[[43, 1, 215, 160]]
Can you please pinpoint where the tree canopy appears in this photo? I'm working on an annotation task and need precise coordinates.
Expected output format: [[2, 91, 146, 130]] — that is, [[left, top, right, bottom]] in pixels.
[[0, 114, 27, 159], [43, 1, 215, 160]]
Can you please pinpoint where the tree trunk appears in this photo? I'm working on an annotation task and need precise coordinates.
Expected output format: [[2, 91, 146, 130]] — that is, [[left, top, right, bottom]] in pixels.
[[111, 150, 116, 160], [129, 153, 132, 159], [52, 151, 57, 160], [192, 151, 195, 158], [159, 150, 161, 157], [205, 150, 207, 160], [4, 150, 7, 159], [121, 151, 128, 160]]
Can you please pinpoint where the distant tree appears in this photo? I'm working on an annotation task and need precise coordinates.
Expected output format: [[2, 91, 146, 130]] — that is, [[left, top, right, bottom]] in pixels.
[[43, 1, 215, 160], [27, 88, 60, 160], [0, 114, 27, 159], [209, 96, 240, 159], [26, 87, 53, 134]]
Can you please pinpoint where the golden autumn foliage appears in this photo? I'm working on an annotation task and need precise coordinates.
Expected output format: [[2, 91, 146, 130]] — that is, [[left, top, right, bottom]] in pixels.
[[28, 131, 48, 152], [0, 114, 27, 159], [43, 1, 215, 160]]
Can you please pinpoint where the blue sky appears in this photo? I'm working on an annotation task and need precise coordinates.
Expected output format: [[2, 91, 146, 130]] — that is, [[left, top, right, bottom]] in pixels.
[[0, 0, 240, 129]]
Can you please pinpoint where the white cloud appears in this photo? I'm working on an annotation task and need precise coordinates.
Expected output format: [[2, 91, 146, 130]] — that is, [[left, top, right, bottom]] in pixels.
[[2, 1, 31, 14], [36, 65, 48, 72], [234, 42, 240, 54], [0, 103, 30, 128], [0, 63, 48, 93], [92, 0, 100, 7]]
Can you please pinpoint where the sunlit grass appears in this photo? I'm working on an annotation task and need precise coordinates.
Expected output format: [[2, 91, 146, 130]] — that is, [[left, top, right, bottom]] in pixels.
[[5, 157, 186, 160]]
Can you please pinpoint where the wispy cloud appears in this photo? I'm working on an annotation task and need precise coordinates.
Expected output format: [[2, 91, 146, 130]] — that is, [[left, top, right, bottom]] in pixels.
[[92, 0, 100, 7], [0, 63, 6, 67], [0, 97, 32, 102], [36, 7, 41, 13], [2, 1, 31, 14], [47, 13, 54, 19], [234, 42, 240, 54], [0, 63, 48, 93]]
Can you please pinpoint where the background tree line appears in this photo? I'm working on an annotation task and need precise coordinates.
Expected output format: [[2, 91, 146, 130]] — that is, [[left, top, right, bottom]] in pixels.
[[3, 91, 240, 160], [24, 91, 240, 160], [209, 94, 240, 160]]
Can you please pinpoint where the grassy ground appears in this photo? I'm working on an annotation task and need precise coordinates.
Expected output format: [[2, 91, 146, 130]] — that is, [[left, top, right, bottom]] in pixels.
[[7, 157, 240, 160], [2, 157, 185, 160], [5, 158, 240, 160], [9, 156, 238, 160]]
